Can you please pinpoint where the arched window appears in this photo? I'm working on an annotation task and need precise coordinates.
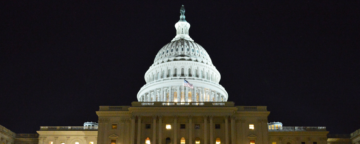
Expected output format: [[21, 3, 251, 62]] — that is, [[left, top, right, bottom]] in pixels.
[[166, 138, 171, 144], [145, 137, 151, 144], [216, 138, 221, 144], [75, 142, 79, 144], [250, 140, 255, 144], [181, 137, 186, 144], [195, 138, 200, 144]]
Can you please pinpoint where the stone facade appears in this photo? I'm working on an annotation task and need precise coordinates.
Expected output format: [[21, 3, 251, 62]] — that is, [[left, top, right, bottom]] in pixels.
[[351, 129, 360, 144], [0, 125, 16, 144], [0, 5, 357, 144], [15, 134, 39, 144]]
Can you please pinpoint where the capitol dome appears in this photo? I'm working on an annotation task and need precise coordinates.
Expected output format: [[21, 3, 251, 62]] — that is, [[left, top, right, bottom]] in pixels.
[[153, 40, 213, 66], [137, 5, 228, 103]]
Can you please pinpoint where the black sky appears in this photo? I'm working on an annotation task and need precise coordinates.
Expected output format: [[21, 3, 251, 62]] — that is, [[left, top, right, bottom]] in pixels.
[[1, 1, 360, 134]]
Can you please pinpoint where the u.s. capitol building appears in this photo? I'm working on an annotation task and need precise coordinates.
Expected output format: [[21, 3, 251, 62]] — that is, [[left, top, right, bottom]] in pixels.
[[2, 5, 359, 144]]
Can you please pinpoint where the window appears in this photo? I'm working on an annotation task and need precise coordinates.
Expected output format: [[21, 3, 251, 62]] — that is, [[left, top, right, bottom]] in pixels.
[[249, 124, 254, 130], [112, 124, 117, 129], [146, 124, 151, 129], [272, 142, 276, 144], [90, 142, 94, 144], [49, 142, 53, 144], [215, 124, 220, 129], [250, 140, 255, 144], [61, 143, 65, 144], [180, 124, 186, 129], [216, 138, 221, 144], [195, 138, 200, 144], [166, 124, 172, 130], [111, 140, 116, 144], [75, 142, 79, 144], [181, 137, 185, 144], [166, 138, 171, 144], [195, 124, 200, 129], [145, 137, 151, 144]]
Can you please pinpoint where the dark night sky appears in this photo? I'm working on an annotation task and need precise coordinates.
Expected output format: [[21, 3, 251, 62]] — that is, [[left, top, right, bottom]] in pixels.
[[1, 1, 360, 135]]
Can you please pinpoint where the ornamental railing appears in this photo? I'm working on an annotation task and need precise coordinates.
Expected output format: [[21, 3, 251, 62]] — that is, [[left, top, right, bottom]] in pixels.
[[351, 129, 360, 138], [268, 126, 326, 131], [39, 126, 98, 131]]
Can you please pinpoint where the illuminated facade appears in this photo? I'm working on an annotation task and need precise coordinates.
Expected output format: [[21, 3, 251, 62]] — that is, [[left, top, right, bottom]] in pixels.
[[94, 5, 329, 144], [137, 5, 227, 103], [1, 5, 358, 144], [0, 125, 15, 144]]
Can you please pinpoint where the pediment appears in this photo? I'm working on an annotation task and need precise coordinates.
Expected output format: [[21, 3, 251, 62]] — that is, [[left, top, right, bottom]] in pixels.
[[109, 134, 119, 139]]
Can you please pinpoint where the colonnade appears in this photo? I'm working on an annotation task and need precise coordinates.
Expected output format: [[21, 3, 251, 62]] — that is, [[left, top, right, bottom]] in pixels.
[[139, 86, 225, 102], [130, 115, 236, 144], [146, 65, 220, 84]]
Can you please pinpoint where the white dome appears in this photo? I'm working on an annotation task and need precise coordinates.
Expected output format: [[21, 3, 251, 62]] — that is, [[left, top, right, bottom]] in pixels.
[[137, 5, 228, 103], [153, 40, 213, 66]]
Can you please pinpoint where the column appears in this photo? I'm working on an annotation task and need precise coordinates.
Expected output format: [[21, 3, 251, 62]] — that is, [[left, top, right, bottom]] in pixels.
[[159, 116, 163, 144], [153, 116, 157, 144], [192, 87, 195, 102], [174, 116, 178, 144], [104, 121, 109, 144], [210, 92, 214, 101], [151, 91, 154, 102], [204, 116, 208, 144], [225, 116, 229, 144], [162, 88, 165, 102], [177, 86, 181, 102], [39, 137, 44, 144], [137, 116, 141, 144], [262, 120, 269, 144], [210, 116, 214, 144], [231, 117, 236, 144], [202, 88, 205, 102], [170, 87, 173, 102], [189, 116, 193, 144], [163, 88, 167, 102], [156, 90, 159, 101], [185, 87, 189, 102], [131, 116, 135, 144], [121, 120, 125, 144]]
